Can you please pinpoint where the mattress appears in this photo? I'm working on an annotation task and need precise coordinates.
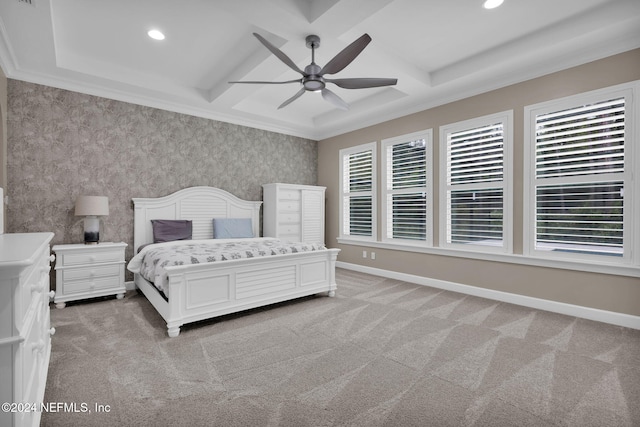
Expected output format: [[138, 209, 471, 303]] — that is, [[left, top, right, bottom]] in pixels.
[[127, 237, 326, 296]]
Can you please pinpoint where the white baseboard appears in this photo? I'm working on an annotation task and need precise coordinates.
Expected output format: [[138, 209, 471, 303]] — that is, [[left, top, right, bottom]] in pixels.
[[337, 262, 640, 330], [125, 280, 136, 291]]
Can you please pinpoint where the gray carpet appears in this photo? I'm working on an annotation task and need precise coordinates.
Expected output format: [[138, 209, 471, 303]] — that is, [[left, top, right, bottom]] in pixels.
[[42, 268, 640, 426]]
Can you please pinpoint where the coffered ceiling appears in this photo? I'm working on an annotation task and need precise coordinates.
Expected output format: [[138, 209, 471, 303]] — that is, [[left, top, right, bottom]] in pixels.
[[1, 0, 639, 140]]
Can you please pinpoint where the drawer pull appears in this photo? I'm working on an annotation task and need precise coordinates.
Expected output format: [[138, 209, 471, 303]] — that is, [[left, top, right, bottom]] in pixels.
[[48, 290, 56, 299], [89, 255, 96, 262], [49, 327, 56, 337], [90, 270, 96, 277], [31, 283, 45, 293], [49, 254, 56, 263]]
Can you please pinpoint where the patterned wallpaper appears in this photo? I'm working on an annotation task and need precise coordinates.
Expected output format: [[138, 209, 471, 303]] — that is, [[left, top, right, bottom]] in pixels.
[[7, 80, 317, 273]]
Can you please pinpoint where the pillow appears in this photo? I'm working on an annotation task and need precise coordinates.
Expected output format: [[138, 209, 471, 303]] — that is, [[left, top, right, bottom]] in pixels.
[[212, 218, 254, 239], [151, 219, 192, 243]]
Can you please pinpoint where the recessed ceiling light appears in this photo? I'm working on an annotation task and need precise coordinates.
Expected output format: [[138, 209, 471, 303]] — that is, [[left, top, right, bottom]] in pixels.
[[147, 29, 165, 40], [483, 0, 504, 9]]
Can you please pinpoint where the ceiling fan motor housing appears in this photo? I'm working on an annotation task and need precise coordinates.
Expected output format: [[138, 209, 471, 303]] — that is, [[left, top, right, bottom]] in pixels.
[[303, 63, 325, 91]]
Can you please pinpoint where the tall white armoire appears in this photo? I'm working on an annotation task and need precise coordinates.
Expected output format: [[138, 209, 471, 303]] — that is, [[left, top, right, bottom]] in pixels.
[[262, 183, 325, 245]]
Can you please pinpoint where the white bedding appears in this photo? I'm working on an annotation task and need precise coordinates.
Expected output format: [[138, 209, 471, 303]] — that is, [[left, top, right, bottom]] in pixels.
[[127, 238, 326, 296]]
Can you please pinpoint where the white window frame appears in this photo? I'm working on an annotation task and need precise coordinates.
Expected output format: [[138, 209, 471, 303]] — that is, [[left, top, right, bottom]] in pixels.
[[439, 111, 514, 253], [381, 130, 433, 246], [523, 82, 638, 266], [339, 142, 377, 242]]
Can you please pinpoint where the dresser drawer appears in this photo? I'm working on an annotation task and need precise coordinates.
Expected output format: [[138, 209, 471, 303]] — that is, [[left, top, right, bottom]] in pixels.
[[20, 300, 44, 407], [19, 255, 51, 327], [61, 249, 123, 266], [62, 263, 121, 282]]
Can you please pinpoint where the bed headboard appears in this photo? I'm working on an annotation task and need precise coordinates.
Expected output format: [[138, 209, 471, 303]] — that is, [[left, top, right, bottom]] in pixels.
[[132, 186, 262, 251]]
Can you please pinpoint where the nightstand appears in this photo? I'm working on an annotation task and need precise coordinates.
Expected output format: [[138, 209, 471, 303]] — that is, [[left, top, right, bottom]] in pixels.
[[52, 242, 127, 308]]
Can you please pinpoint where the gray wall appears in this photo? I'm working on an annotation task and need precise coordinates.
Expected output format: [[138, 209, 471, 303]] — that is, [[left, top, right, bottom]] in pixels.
[[7, 81, 317, 275]]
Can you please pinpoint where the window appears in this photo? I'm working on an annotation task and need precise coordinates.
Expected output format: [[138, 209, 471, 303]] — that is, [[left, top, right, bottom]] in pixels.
[[339, 142, 377, 240], [440, 111, 513, 252], [381, 130, 433, 245], [524, 84, 636, 264]]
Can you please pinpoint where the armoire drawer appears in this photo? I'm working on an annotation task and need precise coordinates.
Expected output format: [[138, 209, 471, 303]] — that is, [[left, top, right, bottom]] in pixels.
[[278, 213, 301, 224], [277, 200, 301, 212], [278, 189, 301, 200], [278, 224, 301, 236]]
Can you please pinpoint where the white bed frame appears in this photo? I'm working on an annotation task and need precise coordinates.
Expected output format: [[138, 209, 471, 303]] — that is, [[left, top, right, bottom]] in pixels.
[[132, 186, 340, 337]]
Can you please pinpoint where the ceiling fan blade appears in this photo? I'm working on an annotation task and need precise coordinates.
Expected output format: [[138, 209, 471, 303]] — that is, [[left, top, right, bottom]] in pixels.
[[253, 33, 305, 75], [321, 88, 349, 110], [229, 79, 302, 85], [319, 34, 371, 76], [325, 77, 397, 89], [278, 87, 306, 109]]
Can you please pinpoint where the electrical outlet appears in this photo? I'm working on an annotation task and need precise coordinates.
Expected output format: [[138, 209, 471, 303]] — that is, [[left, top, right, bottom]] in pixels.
[[362, 250, 367, 258], [371, 252, 376, 260]]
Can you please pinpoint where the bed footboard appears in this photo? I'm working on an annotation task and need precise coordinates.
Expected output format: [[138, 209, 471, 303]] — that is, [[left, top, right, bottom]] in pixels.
[[137, 249, 339, 337]]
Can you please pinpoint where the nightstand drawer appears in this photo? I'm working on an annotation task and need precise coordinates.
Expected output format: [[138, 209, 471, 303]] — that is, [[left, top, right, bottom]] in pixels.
[[62, 275, 122, 295], [62, 250, 123, 266], [62, 263, 121, 281]]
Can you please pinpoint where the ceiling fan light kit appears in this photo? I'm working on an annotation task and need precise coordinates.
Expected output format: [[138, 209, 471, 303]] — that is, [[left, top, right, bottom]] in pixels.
[[229, 33, 398, 110]]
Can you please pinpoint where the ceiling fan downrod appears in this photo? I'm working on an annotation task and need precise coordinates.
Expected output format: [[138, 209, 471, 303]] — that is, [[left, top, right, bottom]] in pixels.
[[303, 35, 324, 92]]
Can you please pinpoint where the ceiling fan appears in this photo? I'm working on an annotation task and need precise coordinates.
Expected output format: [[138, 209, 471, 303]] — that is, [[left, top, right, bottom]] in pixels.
[[229, 33, 398, 110]]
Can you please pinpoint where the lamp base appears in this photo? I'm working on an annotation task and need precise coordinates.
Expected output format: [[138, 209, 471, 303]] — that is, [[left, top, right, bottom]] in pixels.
[[83, 216, 100, 244]]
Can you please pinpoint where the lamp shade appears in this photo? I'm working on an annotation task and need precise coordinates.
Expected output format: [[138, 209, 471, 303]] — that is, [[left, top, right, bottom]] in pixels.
[[75, 196, 109, 216]]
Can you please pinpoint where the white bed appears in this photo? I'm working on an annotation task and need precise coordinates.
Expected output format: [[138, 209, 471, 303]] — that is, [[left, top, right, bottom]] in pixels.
[[129, 186, 340, 337]]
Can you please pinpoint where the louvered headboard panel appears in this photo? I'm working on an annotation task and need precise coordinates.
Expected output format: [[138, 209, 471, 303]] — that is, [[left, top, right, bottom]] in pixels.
[[133, 187, 262, 252]]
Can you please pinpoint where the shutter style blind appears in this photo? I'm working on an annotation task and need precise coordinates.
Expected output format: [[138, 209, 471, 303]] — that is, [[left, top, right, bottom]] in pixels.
[[534, 97, 625, 256], [343, 149, 373, 237], [386, 141, 427, 241], [446, 123, 504, 245]]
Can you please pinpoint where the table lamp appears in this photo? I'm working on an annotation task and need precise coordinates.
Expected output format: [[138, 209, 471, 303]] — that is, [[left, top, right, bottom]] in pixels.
[[75, 196, 109, 244]]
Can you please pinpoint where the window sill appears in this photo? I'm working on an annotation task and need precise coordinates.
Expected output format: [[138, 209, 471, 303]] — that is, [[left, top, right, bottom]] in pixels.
[[336, 238, 640, 278]]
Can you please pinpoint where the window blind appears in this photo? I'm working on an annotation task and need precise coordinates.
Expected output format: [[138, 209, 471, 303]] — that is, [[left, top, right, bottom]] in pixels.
[[534, 97, 625, 256], [343, 148, 373, 237], [446, 123, 504, 246], [385, 141, 427, 241]]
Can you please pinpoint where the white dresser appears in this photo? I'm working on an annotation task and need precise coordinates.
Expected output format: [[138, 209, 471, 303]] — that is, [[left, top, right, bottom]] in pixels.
[[0, 232, 55, 427], [263, 183, 325, 245], [52, 242, 127, 309]]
